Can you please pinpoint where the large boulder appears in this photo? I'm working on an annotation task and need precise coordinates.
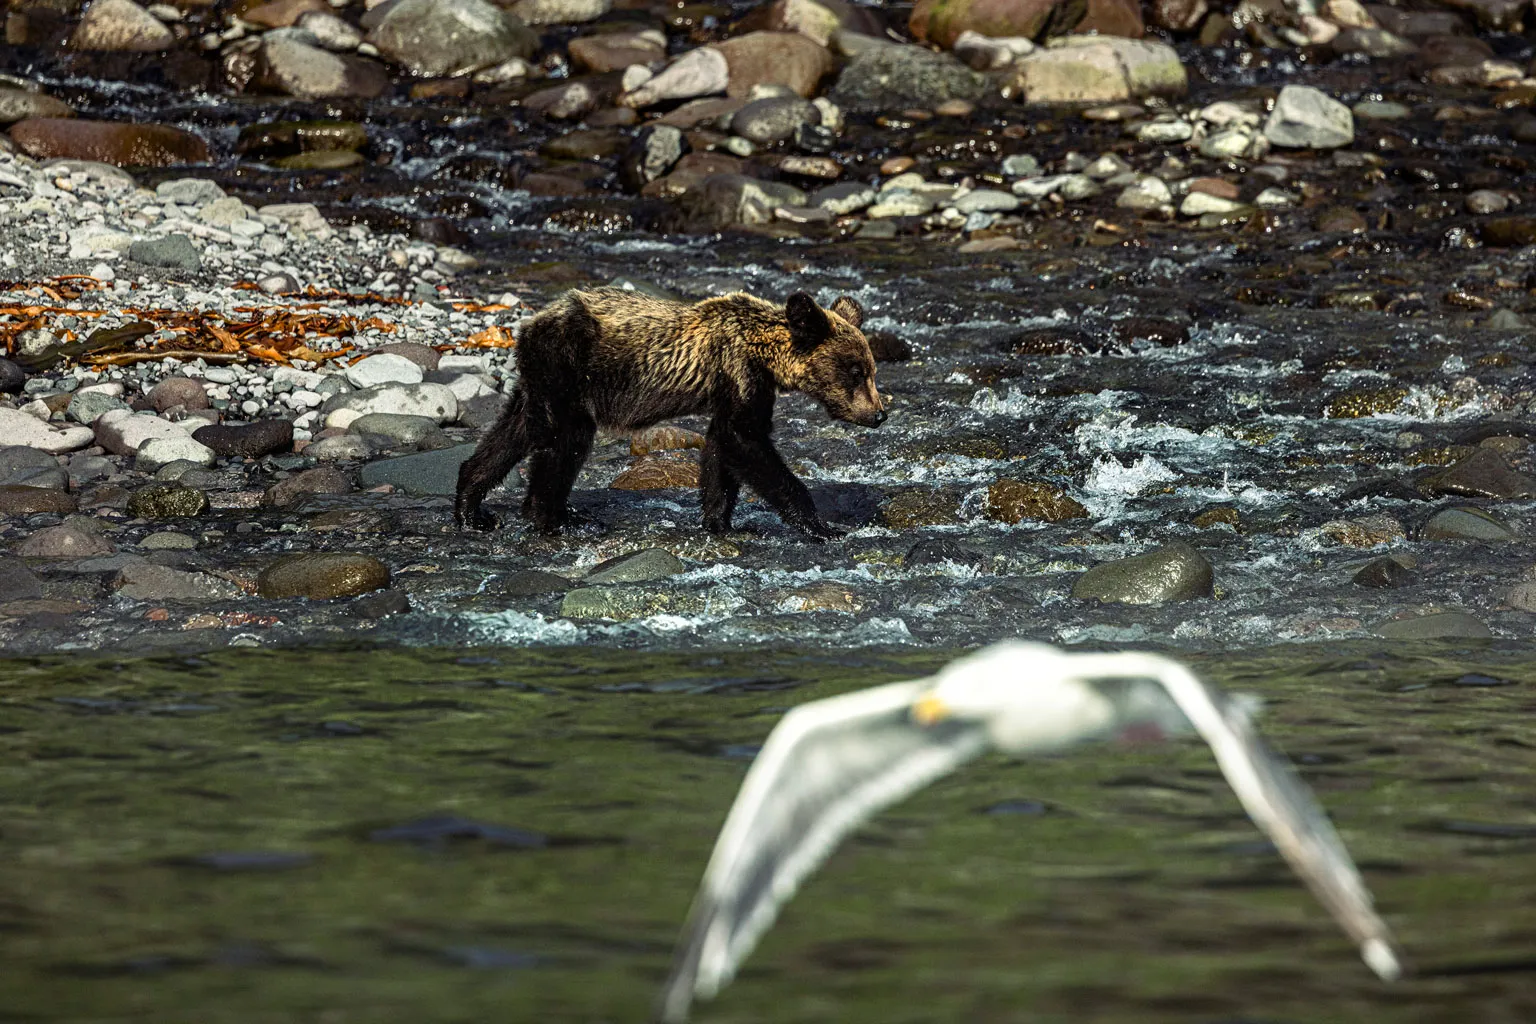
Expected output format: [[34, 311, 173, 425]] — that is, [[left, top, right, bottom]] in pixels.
[[8, 118, 209, 167], [366, 0, 536, 77], [1005, 37, 1186, 104], [828, 41, 988, 112], [713, 31, 836, 98], [911, 0, 1143, 48]]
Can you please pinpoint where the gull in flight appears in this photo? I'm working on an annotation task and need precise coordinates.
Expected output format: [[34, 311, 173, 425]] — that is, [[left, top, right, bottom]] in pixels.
[[658, 641, 1401, 1022]]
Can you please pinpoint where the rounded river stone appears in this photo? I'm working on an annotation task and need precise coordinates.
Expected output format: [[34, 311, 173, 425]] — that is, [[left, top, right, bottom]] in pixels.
[[258, 552, 391, 599], [1071, 541, 1213, 605]]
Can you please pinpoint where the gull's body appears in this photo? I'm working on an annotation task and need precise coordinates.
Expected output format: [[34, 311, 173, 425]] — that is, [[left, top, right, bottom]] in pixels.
[[658, 641, 1401, 1023]]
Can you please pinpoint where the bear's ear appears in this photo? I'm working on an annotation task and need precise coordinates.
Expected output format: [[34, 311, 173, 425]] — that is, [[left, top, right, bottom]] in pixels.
[[830, 296, 863, 328], [786, 291, 831, 352]]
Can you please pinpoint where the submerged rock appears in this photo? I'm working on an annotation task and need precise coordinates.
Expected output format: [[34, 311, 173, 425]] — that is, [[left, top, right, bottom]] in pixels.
[[986, 479, 1087, 524], [8, 119, 209, 167], [1418, 448, 1536, 499], [1352, 556, 1415, 588], [258, 552, 391, 599], [585, 548, 685, 584], [1420, 507, 1516, 542], [1071, 541, 1213, 604], [1372, 611, 1492, 640]]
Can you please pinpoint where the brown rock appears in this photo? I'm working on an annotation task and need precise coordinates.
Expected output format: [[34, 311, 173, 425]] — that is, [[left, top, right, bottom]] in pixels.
[[1315, 206, 1367, 233], [911, 0, 1144, 47], [1318, 514, 1406, 547], [610, 453, 700, 489], [776, 580, 865, 612], [14, 520, 114, 558], [1185, 176, 1239, 199], [0, 485, 76, 515], [241, 0, 326, 27], [568, 31, 665, 73], [68, 0, 174, 51], [655, 96, 749, 128], [375, 342, 440, 372], [9, 118, 210, 167], [630, 425, 706, 455], [1419, 447, 1536, 499], [880, 488, 962, 528], [713, 31, 834, 98], [262, 465, 354, 506], [986, 479, 1088, 524], [1151, 0, 1208, 31], [147, 376, 210, 413], [257, 551, 390, 599]]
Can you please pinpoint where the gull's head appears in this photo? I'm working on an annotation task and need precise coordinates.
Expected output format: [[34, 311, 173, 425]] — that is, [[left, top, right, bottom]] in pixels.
[[911, 642, 1197, 755]]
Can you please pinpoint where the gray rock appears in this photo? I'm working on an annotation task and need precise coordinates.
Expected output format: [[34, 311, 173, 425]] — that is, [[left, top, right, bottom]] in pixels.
[[14, 520, 115, 558], [0, 357, 24, 395], [494, 568, 570, 597], [1001, 153, 1041, 177], [0, 445, 68, 489], [69, 0, 173, 51], [1421, 506, 1516, 542], [953, 188, 1020, 214], [560, 585, 669, 620], [255, 32, 390, 100], [830, 43, 988, 113], [1263, 85, 1354, 149], [683, 173, 806, 227], [129, 234, 201, 272], [322, 383, 459, 425], [0, 555, 43, 601], [348, 413, 442, 446], [730, 96, 818, 145], [0, 88, 73, 125], [156, 178, 226, 205], [367, 0, 536, 77], [147, 376, 210, 412], [811, 181, 876, 214], [0, 485, 75, 514], [1008, 38, 1187, 104], [585, 547, 684, 584], [509, 0, 609, 23], [139, 530, 197, 550], [620, 124, 687, 191], [1071, 541, 1213, 605], [357, 443, 474, 496], [305, 434, 377, 461], [134, 434, 216, 472], [1372, 611, 1492, 640], [1419, 448, 1536, 499], [115, 562, 240, 602], [66, 390, 130, 425], [1352, 556, 1415, 588]]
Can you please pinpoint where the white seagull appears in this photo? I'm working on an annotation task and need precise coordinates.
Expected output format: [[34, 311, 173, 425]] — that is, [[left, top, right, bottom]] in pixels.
[[658, 641, 1401, 1023]]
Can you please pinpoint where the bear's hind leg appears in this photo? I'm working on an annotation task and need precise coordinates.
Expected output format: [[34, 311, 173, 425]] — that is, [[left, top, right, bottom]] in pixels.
[[455, 387, 530, 530]]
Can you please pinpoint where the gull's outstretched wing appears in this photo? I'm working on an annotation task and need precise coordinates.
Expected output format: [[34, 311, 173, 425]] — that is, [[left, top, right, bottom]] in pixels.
[[658, 677, 991, 1024], [1083, 652, 1402, 982]]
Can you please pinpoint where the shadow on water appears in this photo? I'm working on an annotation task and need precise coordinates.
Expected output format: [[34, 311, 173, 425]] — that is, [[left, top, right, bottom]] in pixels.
[[4, 641, 1536, 1022]]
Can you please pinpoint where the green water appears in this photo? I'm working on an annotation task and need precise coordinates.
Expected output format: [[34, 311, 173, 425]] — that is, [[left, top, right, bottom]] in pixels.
[[3, 642, 1536, 1023]]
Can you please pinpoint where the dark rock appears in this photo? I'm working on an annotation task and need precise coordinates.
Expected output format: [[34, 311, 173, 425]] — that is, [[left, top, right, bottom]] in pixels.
[[257, 552, 390, 599], [114, 562, 239, 601], [880, 488, 963, 528], [1481, 217, 1536, 247], [126, 484, 209, 518], [1071, 541, 1213, 604], [830, 43, 988, 113], [14, 519, 115, 558], [147, 376, 209, 412], [1373, 611, 1492, 640], [263, 466, 354, 506], [0, 358, 25, 395], [1007, 327, 1094, 355], [8, 118, 210, 167], [192, 419, 294, 458], [1112, 316, 1188, 348], [0, 484, 76, 514], [0, 445, 68, 489], [129, 234, 201, 271], [905, 537, 986, 571], [351, 589, 411, 617], [1418, 448, 1536, 499], [619, 124, 687, 192], [1352, 556, 1415, 588], [987, 479, 1088, 524], [1421, 506, 1516, 542], [585, 548, 684, 584], [494, 569, 570, 597], [866, 330, 913, 362], [730, 96, 819, 145], [357, 444, 475, 496], [0, 556, 44, 601]]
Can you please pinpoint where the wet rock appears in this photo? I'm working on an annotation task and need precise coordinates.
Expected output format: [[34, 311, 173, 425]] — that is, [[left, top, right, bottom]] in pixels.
[[305, 435, 376, 461], [1421, 507, 1516, 542], [115, 562, 239, 601], [257, 552, 390, 599], [348, 413, 441, 446], [880, 488, 963, 528], [322, 383, 458, 427], [1071, 541, 1213, 604], [683, 173, 806, 227], [1318, 514, 1404, 547], [866, 330, 913, 362], [611, 454, 700, 490], [568, 30, 665, 73], [15, 519, 115, 558], [140, 530, 197, 550], [1481, 217, 1536, 248], [366, 0, 536, 77], [1418, 449, 1536, 499], [1263, 86, 1354, 149], [263, 466, 354, 506], [68, 0, 173, 51], [243, 0, 328, 28], [830, 42, 988, 112], [1373, 611, 1492, 640], [905, 537, 985, 571], [911, 0, 1143, 47], [620, 47, 729, 108], [619, 125, 686, 192], [357, 444, 474, 496], [559, 585, 668, 620], [147, 377, 209, 413], [628, 426, 705, 456], [192, 419, 294, 459], [127, 483, 209, 518], [1008, 38, 1186, 104], [0, 485, 76, 515], [731, 96, 819, 145], [0, 446, 68, 489], [509, 0, 608, 24], [714, 31, 835, 98], [986, 479, 1088, 524], [0, 556, 43, 601], [523, 81, 599, 120], [0, 89, 73, 125], [255, 32, 390, 100], [8, 119, 209, 167], [1353, 555, 1414, 588], [129, 234, 201, 271], [352, 589, 411, 617], [94, 410, 193, 457], [777, 581, 864, 613], [494, 569, 569, 597], [585, 548, 685, 584]]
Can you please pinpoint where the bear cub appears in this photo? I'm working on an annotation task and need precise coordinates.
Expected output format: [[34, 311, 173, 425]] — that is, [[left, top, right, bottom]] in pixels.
[[454, 287, 886, 540]]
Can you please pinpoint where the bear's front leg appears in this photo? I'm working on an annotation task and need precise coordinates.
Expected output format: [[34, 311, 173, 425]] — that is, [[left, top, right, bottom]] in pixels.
[[721, 423, 842, 541], [700, 429, 740, 533]]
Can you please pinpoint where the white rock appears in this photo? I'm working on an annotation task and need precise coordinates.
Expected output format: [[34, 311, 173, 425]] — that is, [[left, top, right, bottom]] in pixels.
[[1116, 176, 1172, 211], [1011, 174, 1073, 198], [621, 64, 653, 93], [1199, 126, 1259, 159], [296, 10, 363, 50], [1084, 153, 1131, 180], [953, 29, 1034, 71], [952, 189, 1020, 214], [1263, 85, 1354, 149], [441, 372, 497, 403], [345, 352, 424, 387], [1254, 187, 1297, 208], [323, 382, 458, 426], [1180, 191, 1245, 216], [1136, 118, 1193, 143], [0, 408, 95, 454], [94, 409, 193, 456], [438, 354, 489, 373], [69, 0, 174, 51], [135, 434, 216, 471], [619, 46, 728, 108], [1197, 100, 1262, 127]]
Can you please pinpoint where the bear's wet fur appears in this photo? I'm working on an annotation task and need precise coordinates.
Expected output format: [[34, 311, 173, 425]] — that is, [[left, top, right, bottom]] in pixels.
[[454, 287, 886, 539]]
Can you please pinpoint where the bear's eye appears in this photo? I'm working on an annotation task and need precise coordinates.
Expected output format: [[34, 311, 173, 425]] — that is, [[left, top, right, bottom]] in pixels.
[[844, 363, 867, 382]]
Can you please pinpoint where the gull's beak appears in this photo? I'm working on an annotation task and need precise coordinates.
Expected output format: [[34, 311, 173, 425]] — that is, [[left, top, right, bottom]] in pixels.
[[912, 694, 949, 727]]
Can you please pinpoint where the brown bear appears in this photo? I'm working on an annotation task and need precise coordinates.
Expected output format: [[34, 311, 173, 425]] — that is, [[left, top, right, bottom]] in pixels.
[[454, 287, 886, 540]]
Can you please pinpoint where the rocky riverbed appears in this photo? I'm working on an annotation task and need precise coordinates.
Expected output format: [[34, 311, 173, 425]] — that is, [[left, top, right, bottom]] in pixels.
[[3, 0, 1536, 655]]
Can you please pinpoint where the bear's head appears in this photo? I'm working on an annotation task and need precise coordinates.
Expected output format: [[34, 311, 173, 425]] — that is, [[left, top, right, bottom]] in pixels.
[[785, 292, 887, 428]]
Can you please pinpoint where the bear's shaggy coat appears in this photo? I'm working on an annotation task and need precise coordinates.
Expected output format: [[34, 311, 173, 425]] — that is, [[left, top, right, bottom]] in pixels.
[[454, 287, 886, 539]]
